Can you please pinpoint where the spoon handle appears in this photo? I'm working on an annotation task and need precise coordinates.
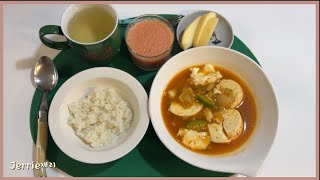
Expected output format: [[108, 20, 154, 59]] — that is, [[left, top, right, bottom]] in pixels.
[[34, 93, 48, 177], [35, 121, 48, 177]]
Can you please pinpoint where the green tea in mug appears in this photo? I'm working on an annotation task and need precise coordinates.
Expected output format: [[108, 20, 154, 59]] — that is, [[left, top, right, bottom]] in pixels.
[[67, 6, 116, 43]]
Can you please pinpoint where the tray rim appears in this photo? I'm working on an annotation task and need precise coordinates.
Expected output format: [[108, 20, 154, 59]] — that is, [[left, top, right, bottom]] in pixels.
[[29, 16, 260, 176]]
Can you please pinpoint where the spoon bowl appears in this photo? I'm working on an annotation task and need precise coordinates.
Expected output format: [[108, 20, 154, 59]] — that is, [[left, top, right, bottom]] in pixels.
[[34, 56, 58, 92]]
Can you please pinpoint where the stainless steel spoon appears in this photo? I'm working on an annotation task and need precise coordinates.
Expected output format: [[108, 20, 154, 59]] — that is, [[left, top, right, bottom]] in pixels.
[[33, 56, 58, 177]]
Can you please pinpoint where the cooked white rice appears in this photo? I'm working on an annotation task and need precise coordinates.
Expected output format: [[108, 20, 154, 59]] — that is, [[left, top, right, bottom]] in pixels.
[[68, 88, 133, 148]]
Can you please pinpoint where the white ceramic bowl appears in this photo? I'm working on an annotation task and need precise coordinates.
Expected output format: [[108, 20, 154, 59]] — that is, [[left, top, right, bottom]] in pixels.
[[49, 67, 149, 164], [177, 10, 234, 49], [149, 47, 278, 176]]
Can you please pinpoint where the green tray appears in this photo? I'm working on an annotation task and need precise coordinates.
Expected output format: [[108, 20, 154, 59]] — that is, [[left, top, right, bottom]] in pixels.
[[30, 16, 260, 177]]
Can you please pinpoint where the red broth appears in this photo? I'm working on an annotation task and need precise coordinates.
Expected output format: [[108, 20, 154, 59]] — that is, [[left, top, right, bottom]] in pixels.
[[161, 65, 257, 155]]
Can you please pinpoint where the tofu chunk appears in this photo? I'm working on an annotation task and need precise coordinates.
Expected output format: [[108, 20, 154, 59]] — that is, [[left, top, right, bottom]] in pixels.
[[208, 123, 231, 143], [222, 109, 244, 140], [190, 71, 222, 86], [167, 89, 177, 99], [202, 64, 215, 74], [177, 128, 211, 150], [190, 67, 200, 77], [189, 64, 223, 86], [213, 88, 222, 95], [203, 108, 213, 122]]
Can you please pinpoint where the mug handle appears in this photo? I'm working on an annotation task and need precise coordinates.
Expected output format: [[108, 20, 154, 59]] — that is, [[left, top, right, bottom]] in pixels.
[[39, 25, 71, 50]]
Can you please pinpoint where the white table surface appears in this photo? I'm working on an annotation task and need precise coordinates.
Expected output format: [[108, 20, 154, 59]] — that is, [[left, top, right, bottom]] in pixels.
[[2, 3, 316, 177]]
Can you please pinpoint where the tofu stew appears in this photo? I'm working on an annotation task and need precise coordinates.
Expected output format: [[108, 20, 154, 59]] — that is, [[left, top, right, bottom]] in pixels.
[[161, 64, 257, 155]]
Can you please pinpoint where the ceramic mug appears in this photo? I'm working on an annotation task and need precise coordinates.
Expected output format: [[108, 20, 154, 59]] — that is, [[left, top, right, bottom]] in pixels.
[[39, 4, 121, 61]]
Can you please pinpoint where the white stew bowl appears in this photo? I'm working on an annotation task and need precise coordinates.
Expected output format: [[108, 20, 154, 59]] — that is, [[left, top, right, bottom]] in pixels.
[[149, 46, 278, 176]]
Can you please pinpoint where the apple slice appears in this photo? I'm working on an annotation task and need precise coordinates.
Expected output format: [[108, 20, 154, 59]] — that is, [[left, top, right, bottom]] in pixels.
[[192, 12, 217, 47], [196, 17, 219, 46], [180, 17, 201, 50]]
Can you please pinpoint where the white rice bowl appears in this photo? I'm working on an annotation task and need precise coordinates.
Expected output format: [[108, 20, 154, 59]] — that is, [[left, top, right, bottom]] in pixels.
[[49, 67, 149, 164]]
